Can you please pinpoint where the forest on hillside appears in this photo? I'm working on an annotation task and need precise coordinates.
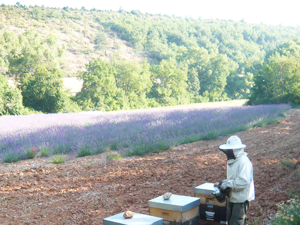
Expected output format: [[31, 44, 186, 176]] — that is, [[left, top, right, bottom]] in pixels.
[[0, 3, 300, 114]]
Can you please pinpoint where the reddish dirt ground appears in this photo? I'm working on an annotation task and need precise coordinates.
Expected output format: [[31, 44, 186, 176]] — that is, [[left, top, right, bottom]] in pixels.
[[0, 109, 300, 225]]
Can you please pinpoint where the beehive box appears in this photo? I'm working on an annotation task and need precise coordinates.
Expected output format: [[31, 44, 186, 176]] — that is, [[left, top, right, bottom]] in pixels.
[[103, 212, 163, 225], [149, 194, 200, 225], [194, 183, 227, 224]]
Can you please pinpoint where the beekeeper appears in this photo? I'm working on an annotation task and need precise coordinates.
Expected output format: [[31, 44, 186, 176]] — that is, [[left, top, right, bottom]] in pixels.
[[218, 135, 255, 225]]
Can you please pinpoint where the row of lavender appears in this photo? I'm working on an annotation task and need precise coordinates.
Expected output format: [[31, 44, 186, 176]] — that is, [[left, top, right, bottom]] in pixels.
[[0, 104, 291, 162]]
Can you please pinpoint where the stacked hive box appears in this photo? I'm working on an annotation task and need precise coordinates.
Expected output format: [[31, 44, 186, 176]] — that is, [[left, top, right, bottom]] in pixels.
[[103, 212, 163, 225], [194, 183, 227, 225], [149, 194, 200, 225]]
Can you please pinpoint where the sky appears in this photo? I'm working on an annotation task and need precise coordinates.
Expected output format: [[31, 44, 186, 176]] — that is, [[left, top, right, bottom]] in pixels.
[[1, 0, 299, 27]]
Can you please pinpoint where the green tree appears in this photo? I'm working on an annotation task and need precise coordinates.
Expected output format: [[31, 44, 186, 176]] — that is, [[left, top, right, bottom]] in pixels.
[[175, 46, 209, 99], [149, 58, 189, 105], [226, 72, 254, 99], [94, 31, 108, 51], [8, 29, 62, 81], [48, 10, 60, 19], [268, 37, 300, 59], [176, 46, 232, 101], [75, 57, 120, 111], [0, 29, 19, 74], [32, 7, 45, 20], [20, 65, 68, 113], [114, 59, 152, 94], [113, 58, 153, 109], [187, 67, 200, 97], [198, 53, 232, 101], [249, 37, 300, 105], [0, 74, 24, 115], [248, 54, 300, 105]]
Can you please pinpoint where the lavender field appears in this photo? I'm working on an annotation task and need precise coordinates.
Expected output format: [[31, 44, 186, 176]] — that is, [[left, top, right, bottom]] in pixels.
[[0, 104, 291, 162]]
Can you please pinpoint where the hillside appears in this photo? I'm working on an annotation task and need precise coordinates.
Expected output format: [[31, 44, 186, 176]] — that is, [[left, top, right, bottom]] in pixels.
[[1, 4, 300, 77], [0, 109, 299, 224], [0, 5, 143, 77], [1, 4, 300, 114]]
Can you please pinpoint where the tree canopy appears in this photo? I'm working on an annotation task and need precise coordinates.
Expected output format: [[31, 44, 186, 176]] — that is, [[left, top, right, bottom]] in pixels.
[[21, 65, 68, 113], [75, 57, 120, 111], [248, 38, 300, 105], [1, 4, 300, 114], [0, 74, 24, 115]]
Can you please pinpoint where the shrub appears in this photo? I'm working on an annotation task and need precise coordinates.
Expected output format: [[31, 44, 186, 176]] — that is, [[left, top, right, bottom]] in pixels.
[[280, 159, 296, 170], [48, 10, 60, 19], [2, 152, 22, 163], [32, 7, 45, 20], [38, 149, 51, 157], [24, 147, 39, 159], [106, 153, 123, 161], [110, 142, 118, 150], [126, 141, 170, 156], [201, 131, 219, 140], [253, 215, 265, 225], [76, 146, 92, 158], [271, 195, 300, 225], [36, 143, 51, 157], [51, 155, 65, 164]]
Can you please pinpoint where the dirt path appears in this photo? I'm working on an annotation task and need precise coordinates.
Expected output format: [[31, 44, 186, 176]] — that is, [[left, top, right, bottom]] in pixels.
[[0, 109, 300, 225]]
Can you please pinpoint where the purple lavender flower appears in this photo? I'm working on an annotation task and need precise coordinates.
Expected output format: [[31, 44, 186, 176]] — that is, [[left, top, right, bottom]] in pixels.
[[0, 104, 291, 161]]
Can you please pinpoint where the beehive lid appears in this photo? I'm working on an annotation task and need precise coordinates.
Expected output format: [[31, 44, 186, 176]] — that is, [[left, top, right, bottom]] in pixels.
[[148, 194, 200, 212], [103, 212, 163, 225], [194, 182, 215, 195]]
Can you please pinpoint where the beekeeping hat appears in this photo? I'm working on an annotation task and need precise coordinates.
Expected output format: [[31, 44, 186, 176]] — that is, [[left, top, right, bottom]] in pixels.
[[219, 135, 246, 150]]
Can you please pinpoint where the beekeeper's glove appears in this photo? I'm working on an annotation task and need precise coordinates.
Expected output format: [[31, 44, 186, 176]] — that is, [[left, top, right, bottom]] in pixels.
[[221, 180, 235, 190], [220, 181, 228, 190]]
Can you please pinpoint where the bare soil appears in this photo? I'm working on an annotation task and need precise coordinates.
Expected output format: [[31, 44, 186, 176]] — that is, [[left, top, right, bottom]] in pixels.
[[1, 109, 300, 225]]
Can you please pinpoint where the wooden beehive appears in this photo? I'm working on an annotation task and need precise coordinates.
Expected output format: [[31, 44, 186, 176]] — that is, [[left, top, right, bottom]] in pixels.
[[103, 212, 163, 225], [149, 194, 200, 225], [194, 183, 227, 224]]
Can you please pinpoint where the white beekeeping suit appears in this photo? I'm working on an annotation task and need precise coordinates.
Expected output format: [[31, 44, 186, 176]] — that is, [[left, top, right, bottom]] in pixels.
[[218, 135, 255, 225]]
